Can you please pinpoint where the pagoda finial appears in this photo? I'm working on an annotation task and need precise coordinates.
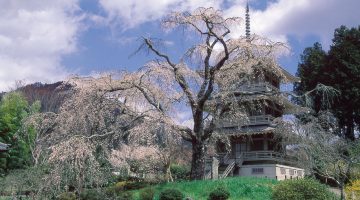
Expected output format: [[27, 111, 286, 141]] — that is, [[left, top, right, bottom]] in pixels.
[[245, 1, 251, 41]]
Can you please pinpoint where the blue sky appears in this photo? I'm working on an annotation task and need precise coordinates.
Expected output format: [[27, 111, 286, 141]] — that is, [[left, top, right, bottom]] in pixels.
[[0, 0, 359, 91]]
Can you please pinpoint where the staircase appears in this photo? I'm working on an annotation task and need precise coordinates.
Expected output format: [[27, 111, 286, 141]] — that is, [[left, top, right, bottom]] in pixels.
[[219, 153, 244, 179], [219, 160, 235, 179], [205, 171, 212, 179]]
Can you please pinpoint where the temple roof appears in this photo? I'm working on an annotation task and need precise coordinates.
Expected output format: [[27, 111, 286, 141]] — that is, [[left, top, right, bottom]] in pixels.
[[279, 66, 300, 83]]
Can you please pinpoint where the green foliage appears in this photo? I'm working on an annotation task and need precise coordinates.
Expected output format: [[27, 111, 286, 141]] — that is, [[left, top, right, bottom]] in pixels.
[[208, 186, 230, 200], [106, 181, 126, 197], [295, 25, 360, 140], [0, 92, 40, 172], [345, 179, 360, 200], [140, 187, 155, 200], [106, 180, 149, 198], [114, 181, 127, 192], [170, 164, 190, 181], [123, 181, 148, 190], [272, 178, 335, 200], [0, 166, 48, 197], [294, 42, 328, 110], [80, 189, 103, 200], [116, 191, 134, 200], [126, 177, 275, 200], [159, 188, 184, 200], [0, 92, 28, 134], [56, 192, 76, 200]]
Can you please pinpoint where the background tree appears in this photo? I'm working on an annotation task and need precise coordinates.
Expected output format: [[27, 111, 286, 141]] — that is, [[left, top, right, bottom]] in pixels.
[[279, 111, 360, 200], [24, 76, 186, 197], [327, 26, 360, 140], [0, 92, 40, 174], [294, 42, 327, 113], [295, 25, 360, 140]]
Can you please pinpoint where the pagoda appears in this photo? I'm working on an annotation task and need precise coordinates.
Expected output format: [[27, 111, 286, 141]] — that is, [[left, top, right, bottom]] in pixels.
[[205, 3, 304, 180]]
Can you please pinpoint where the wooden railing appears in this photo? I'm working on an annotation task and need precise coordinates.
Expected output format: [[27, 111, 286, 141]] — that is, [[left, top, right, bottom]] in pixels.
[[218, 151, 296, 163], [217, 153, 231, 164], [248, 115, 275, 126], [242, 151, 284, 161], [237, 82, 279, 93], [205, 171, 212, 180], [220, 160, 235, 179], [216, 115, 275, 128]]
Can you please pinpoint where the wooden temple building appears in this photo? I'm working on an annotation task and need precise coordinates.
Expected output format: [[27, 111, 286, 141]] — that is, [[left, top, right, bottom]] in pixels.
[[205, 3, 304, 180]]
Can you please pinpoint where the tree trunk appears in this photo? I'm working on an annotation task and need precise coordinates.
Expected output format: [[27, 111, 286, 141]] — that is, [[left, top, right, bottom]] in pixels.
[[190, 139, 207, 180], [345, 121, 355, 141], [340, 183, 345, 200], [164, 162, 173, 182]]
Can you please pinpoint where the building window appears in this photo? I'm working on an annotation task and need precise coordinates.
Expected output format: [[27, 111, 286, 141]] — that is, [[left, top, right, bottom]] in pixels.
[[298, 170, 303, 176], [289, 169, 294, 176], [280, 167, 286, 174], [252, 168, 264, 174]]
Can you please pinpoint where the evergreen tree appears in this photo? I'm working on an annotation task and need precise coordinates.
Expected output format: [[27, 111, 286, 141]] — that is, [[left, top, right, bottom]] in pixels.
[[327, 26, 360, 140], [294, 42, 327, 113], [295, 25, 360, 140]]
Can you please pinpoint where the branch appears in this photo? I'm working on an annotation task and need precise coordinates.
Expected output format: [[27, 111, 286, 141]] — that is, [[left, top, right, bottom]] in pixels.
[[134, 84, 165, 113], [143, 38, 197, 110]]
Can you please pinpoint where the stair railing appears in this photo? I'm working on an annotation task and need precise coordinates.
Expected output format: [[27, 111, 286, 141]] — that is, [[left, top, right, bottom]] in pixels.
[[220, 160, 235, 179]]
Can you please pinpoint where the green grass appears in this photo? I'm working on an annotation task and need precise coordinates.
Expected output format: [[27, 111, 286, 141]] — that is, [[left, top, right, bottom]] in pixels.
[[131, 177, 277, 200]]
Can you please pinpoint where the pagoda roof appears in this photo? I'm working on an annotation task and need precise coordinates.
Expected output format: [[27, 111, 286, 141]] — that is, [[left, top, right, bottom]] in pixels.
[[279, 66, 300, 83]]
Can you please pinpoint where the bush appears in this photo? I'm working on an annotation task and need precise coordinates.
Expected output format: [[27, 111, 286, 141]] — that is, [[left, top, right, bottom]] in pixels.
[[116, 191, 134, 200], [80, 189, 103, 200], [208, 186, 230, 200], [272, 178, 334, 200], [140, 187, 155, 200], [56, 192, 76, 200], [124, 181, 148, 190], [170, 164, 190, 181], [345, 179, 360, 200], [115, 181, 127, 191], [106, 181, 127, 197], [159, 188, 184, 200]]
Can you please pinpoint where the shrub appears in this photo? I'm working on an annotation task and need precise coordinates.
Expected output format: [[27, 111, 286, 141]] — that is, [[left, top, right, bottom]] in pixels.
[[345, 179, 360, 200], [116, 191, 134, 200], [159, 188, 184, 200], [106, 181, 127, 197], [208, 186, 230, 200], [56, 192, 76, 200], [114, 181, 127, 191], [272, 178, 334, 200], [140, 187, 155, 200], [170, 164, 190, 181], [124, 181, 148, 190], [80, 189, 103, 200]]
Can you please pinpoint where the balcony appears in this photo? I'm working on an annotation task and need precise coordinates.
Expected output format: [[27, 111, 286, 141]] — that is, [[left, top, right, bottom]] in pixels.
[[217, 151, 297, 165], [242, 151, 285, 161], [216, 115, 275, 128], [236, 82, 279, 94]]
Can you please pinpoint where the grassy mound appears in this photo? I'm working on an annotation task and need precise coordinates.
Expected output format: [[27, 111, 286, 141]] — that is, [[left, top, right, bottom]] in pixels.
[[131, 177, 277, 200]]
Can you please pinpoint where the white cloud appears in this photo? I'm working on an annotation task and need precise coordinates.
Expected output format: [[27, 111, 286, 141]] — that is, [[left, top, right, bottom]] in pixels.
[[0, 0, 83, 92], [224, 0, 360, 47], [99, 0, 360, 49], [2, 0, 359, 92], [98, 0, 224, 29]]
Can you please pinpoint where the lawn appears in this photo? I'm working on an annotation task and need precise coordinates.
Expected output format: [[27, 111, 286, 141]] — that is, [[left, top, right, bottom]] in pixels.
[[131, 177, 277, 200]]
